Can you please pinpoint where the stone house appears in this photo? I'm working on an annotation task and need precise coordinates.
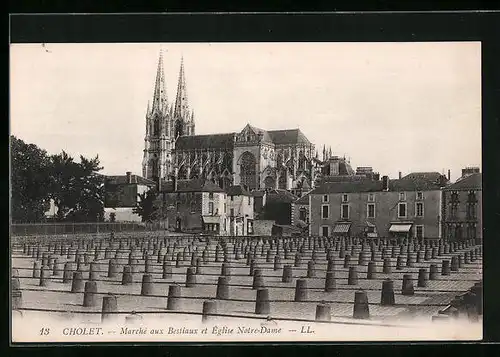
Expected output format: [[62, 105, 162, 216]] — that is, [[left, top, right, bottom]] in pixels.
[[159, 178, 228, 234], [309, 172, 448, 241], [441, 168, 482, 243]]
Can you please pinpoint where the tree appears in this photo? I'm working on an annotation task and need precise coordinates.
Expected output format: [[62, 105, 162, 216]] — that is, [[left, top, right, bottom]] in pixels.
[[133, 188, 160, 222], [10, 136, 52, 223], [49, 151, 105, 222]]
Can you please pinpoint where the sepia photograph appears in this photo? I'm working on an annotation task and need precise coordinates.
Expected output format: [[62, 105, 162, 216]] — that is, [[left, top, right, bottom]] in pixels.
[[10, 41, 482, 343]]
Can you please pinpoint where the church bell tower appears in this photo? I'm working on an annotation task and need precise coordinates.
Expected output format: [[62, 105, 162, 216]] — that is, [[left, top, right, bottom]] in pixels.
[[142, 50, 173, 183]]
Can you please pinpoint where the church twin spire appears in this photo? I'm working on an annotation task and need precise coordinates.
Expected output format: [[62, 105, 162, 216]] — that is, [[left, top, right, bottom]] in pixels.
[[148, 50, 194, 125], [150, 49, 168, 115], [174, 56, 189, 120]]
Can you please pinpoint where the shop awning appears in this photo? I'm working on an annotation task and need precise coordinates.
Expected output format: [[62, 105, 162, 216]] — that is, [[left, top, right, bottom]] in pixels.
[[202, 216, 220, 224], [389, 223, 412, 233], [333, 222, 351, 234]]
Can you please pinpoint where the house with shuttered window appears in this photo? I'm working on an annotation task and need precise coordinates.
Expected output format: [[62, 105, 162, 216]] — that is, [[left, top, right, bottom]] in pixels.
[[309, 172, 448, 241], [441, 168, 482, 243]]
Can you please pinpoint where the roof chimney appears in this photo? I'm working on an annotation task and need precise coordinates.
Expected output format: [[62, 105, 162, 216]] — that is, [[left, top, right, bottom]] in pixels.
[[398, 171, 402, 179], [126, 171, 132, 184], [447, 169, 451, 181], [382, 175, 389, 191]]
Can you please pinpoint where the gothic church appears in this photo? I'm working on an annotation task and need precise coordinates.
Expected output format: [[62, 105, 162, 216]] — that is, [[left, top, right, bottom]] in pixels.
[[142, 51, 336, 192]]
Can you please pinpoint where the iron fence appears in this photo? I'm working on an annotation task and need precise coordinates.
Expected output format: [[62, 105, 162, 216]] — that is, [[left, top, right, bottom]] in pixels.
[[10, 222, 169, 236]]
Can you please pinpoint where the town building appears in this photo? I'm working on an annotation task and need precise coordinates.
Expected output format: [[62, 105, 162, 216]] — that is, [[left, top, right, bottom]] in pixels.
[[251, 190, 267, 219], [309, 172, 448, 241], [158, 178, 228, 234], [291, 192, 311, 227], [258, 189, 299, 226], [226, 185, 254, 236], [103, 172, 157, 222], [441, 167, 482, 243]]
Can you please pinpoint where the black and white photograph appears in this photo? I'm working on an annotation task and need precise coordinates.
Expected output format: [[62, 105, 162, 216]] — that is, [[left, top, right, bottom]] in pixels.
[[10, 41, 482, 342]]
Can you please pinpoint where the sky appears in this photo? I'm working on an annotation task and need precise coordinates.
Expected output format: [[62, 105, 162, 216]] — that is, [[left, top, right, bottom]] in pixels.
[[10, 42, 481, 182]]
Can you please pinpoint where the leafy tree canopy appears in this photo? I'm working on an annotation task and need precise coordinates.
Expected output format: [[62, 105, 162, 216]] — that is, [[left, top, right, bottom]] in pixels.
[[11, 135, 105, 223]]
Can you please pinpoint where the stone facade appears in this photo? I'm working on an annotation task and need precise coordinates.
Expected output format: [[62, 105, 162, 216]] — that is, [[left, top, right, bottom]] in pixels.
[[309, 173, 447, 240], [441, 171, 482, 242], [142, 52, 195, 182], [141, 52, 362, 195], [159, 179, 228, 234], [226, 185, 254, 236], [291, 192, 310, 226]]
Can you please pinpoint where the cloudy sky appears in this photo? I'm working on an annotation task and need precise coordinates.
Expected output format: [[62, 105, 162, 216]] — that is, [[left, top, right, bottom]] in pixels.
[[10, 42, 481, 182]]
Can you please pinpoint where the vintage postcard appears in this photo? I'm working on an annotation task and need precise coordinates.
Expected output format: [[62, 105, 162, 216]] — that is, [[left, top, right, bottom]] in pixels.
[[10, 42, 482, 343]]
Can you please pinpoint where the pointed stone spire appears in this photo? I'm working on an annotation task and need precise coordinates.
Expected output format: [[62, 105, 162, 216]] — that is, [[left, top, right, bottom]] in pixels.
[[174, 56, 189, 120], [151, 49, 168, 114]]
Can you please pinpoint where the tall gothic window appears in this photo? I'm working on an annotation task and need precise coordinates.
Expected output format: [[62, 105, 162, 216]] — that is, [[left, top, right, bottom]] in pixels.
[[151, 158, 159, 180], [264, 176, 276, 189], [175, 119, 184, 138], [239, 152, 257, 190], [177, 165, 187, 179], [278, 168, 287, 190], [153, 120, 160, 136], [276, 153, 283, 168], [298, 152, 306, 171]]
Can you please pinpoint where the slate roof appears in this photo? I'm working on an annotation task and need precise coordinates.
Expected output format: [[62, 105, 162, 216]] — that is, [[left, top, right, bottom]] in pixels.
[[175, 133, 236, 150], [160, 179, 225, 193], [251, 190, 266, 198], [321, 175, 368, 183], [105, 174, 156, 187], [226, 185, 252, 197], [311, 173, 444, 194], [294, 193, 310, 205], [401, 172, 443, 182], [301, 179, 311, 190], [267, 129, 311, 145], [389, 176, 445, 191], [265, 189, 299, 204], [247, 125, 273, 143], [175, 126, 311, 151], [443, 173, 482, 191]]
